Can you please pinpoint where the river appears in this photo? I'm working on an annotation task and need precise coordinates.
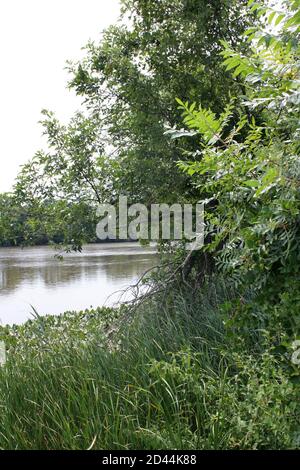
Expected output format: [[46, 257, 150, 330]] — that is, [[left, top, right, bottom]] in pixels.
[[0, 243, 157, 326]]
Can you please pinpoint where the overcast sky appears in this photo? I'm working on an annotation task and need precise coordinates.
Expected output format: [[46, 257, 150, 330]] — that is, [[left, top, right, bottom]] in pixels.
[[0, 0, 120, 192]]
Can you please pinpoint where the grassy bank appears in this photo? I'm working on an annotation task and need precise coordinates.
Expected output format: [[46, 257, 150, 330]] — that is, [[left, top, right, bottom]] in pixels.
[[0, 280, 299, 450]]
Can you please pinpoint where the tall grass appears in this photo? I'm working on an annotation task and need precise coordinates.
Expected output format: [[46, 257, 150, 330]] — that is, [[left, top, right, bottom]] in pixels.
[[0, 280, 299, 449]]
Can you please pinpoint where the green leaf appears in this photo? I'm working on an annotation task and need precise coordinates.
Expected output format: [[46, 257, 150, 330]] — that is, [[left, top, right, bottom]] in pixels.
[[268, 11, 276, 24], [275, 13, 285, 26], [244, 180, 260, 188], [244, 27, 257, 36]]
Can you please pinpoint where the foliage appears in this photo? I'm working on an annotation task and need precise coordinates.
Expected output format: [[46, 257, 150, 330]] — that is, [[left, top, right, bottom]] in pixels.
[[0, 285, 298, 450], [14, 112, 122, 206], [0, 1, 299, 450], [173, 0, 300, 339], [0, 193, 97, 248], [0, 306, 120, 357]]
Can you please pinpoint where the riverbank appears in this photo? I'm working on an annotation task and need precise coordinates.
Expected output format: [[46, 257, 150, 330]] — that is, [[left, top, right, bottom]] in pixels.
[[0, 281, 299, 450]]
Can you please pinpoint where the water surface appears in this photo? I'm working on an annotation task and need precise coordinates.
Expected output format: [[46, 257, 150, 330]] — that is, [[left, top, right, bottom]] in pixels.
[[0, 243, 157, 325]]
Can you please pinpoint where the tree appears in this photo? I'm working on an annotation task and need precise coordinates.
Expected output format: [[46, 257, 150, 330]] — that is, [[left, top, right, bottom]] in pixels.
[[0, 192, 97, 248], [15, 0, 253, 212]]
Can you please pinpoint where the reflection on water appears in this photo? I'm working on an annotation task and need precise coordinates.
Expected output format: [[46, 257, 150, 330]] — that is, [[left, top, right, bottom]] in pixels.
[[0, 243, 157, 325]]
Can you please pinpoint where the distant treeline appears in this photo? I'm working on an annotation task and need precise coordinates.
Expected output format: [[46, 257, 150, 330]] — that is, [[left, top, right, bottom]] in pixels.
[[0, 193, 97, 247]]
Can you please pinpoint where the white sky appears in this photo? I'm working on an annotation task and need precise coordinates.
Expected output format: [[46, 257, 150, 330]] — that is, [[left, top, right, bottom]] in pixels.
[[0, 0, 120, 192]]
